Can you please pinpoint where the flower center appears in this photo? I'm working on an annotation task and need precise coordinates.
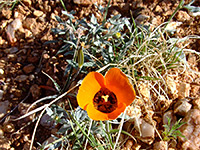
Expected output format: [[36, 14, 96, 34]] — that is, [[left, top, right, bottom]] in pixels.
[[93, 88, 118, 113]]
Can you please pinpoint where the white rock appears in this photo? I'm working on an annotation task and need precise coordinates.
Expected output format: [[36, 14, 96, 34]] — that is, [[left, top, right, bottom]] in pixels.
[[141, 120, 155, 138], [139, 120, 155, 144], [0, 101, 10, 119], [165, 21, 182, 33]]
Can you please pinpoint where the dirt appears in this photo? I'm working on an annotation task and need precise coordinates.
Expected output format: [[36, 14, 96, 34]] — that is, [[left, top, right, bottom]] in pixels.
[[0, 0, 200, 149]]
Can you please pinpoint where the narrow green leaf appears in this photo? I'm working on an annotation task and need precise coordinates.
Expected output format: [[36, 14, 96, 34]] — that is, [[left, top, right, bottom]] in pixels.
[[77, 48, 84, 68], [42, 71, 61, 93]]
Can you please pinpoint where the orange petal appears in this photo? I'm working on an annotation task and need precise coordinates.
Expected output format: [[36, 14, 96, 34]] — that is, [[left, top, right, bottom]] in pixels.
[[86, 103, 109, 120], [86, 102, 126, 121], [105, 68, 136, 106], [107, 102, 126, 120], [77, 72, 105, 110]]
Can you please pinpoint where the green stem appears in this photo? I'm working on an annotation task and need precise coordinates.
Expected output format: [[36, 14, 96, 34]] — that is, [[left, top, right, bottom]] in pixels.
[[102, 0, 111, 26], [105, 121, 114, 149], [164, 0, 185, 29], [59, 0, 67, 11]]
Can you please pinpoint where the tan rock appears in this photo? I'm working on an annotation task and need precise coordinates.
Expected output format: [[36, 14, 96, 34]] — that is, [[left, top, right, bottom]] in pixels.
[[155, 5, 162, 13], [0, 138, 11, 150], [3, 123, 15, 133], [23, 18, 36, 30], [0, 69, 4, 75], [13, 89, 22, 97], [0, 36, 6, 45], [50, 13, 57, 21], [158, 95, 172, 111], [139, 82, 150, 99], [33, 10, 44, 17], [163, 10, 173, 16], [153, 141, 168, 150], [166, 76, 178, 99], [178, 82, 191, 99], [22, 0, 32, 6], [192, 98, 200, 109], [7, 54, 17, 61], [125, 140, 134, 149], [73, 0, 97, 5], [176, 10, 191, 22], [43, 1, 51, 12], [187, 53, 197, 67], [24, 29, 33, 38], [174, 99, 192, 116], [1, 7, 12, 19], [179, 109, 200, 150]]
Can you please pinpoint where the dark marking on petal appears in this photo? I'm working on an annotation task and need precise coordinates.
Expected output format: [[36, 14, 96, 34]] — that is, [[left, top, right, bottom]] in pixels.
[[93, 88, 117, 113]]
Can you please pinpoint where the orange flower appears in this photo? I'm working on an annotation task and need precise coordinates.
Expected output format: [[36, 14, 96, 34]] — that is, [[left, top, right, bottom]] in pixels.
[[77, 68, 136, 121]]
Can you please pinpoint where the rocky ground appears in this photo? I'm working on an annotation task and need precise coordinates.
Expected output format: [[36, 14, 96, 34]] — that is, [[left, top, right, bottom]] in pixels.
[[0, 0, 200, 149]]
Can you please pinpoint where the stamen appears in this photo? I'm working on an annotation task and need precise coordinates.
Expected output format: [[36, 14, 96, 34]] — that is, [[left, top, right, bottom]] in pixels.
[[93, 88, 118, 113], [102, 95, 109, 102]]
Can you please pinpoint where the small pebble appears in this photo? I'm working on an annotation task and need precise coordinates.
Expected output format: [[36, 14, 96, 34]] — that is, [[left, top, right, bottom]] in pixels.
[[3, 123, 15, 133], [174, 99, 192, 116], [14, 75, 28, 82], [0, 101, 10, 119], [33, 10, 44, 17], [153, 141, 168, 150], [0, 90, 4, 100], [0, 128, 4, 137], [23, 64, 35, 74]]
